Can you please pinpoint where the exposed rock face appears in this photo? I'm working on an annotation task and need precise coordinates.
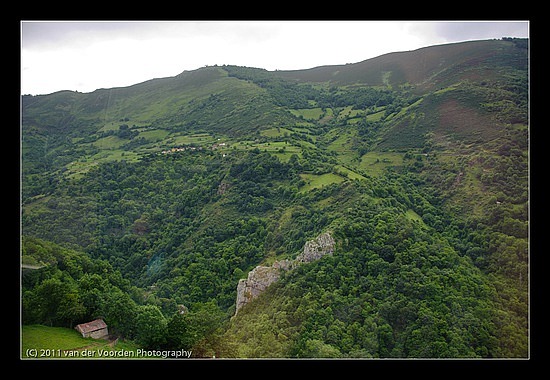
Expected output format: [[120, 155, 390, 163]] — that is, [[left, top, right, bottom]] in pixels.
[[296, 232, 336, 263], [235, 260, 292, 313], [234, 232, 335, 315]]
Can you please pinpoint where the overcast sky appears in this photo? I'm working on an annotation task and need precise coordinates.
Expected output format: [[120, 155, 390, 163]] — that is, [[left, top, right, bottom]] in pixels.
[[21, 20, 529, 95]]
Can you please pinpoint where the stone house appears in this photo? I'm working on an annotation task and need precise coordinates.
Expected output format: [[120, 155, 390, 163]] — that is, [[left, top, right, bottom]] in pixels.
[[75, 318, 109, 339]]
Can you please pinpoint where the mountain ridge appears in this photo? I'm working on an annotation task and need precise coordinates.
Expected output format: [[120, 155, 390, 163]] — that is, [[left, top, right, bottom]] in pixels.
[[274, 39, 527, 89], [23, 38, 526, 97], [21, 37, 529, 358]]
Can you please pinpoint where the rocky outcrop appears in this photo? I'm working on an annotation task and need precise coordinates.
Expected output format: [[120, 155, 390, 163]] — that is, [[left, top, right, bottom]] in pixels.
[[295, 232, 336, 263], [234, 232, 335, 315], [235, 260, 292, 313]]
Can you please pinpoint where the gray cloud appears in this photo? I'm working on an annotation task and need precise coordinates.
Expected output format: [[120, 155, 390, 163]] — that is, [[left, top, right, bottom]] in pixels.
[[21, 21, 166, 50], [21, 21, 280, 51], [433, 21, 529, 42]]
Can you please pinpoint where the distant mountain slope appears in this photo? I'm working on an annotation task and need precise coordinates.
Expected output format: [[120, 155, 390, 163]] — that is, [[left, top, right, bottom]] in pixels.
[[274, 39, 527, 91], [22, 66, 296, 137]]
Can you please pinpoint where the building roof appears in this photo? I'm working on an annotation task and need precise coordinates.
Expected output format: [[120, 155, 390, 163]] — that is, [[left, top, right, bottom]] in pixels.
[[75, 318, 107, 333]]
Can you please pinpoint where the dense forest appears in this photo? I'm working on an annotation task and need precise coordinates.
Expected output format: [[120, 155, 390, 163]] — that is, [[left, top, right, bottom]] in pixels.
[[21, 38, 529, 358]]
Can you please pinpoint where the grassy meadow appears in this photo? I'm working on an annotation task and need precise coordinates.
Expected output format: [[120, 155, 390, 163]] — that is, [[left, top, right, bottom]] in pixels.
[[21, 325, 141, 359]]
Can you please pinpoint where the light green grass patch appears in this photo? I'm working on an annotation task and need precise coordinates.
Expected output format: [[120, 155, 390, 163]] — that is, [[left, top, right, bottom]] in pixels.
[[231, 141, 303, 162], [139, 129, 171, 142], [94, 150, 140, 162], [98, 123, 121, 133], [261, 127, 293, 138], [171, 133, 216, 145], [93, 135, 126, 149], [22, 325, 97, 356], [326, 130, 355, 153], [22, 325, 141, 359], [66, 150, 141, 179], [433, 84, 460, 95], [405, 209, 427, 227], [359, 152, 404, 176], [66, 160, 99, 179], [346, 117, 363, 124], [335, 165, 366, 180], [365, 110, 385, 122], [288, 126, 313, 134], [326, 129, 358, 165], [339, 106, 364, 119], [290, 108, 325, 120], [299, 173, 345, 192]]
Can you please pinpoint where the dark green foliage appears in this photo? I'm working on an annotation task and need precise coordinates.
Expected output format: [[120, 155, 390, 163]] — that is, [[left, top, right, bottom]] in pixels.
[[21, 236, 227, 351], [21, 39, 528, 358], [224, 65, 316, 108], [22, 237, 136, 329], [134, 305, 168, 348], [223, 179, 508, 358]]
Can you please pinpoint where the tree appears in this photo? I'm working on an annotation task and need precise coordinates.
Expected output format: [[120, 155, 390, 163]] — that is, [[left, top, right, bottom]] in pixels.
[[135, 304, 167, 349], [302, 339, 342, 358], [33, 278, 72, 326], [78, 273, 108, 319], [181, 301, 226, 357], [377, 323, 395, 357], [57, 292, 86, 328], [101, 290, 139, 338], [165, 312, 190, 349]]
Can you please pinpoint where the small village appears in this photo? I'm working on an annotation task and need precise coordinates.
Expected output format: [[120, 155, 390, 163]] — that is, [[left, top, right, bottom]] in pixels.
[[161, 142, 226, 155]]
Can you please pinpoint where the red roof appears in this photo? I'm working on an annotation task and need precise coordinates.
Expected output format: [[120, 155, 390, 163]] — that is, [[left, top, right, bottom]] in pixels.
[[75, 318, 107, 333]]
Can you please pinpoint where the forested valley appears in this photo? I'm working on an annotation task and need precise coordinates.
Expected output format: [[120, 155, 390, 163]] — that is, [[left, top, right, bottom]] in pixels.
[[21, 38, 528, 358]]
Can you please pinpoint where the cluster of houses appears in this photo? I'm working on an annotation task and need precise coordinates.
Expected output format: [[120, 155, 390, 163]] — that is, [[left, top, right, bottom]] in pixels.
[[161, 146, 203, 154], [161, 142, 227, 155]]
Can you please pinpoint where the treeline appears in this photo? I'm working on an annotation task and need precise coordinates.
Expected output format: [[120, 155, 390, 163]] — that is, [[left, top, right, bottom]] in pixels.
[[223, 65, 409, 111], [224, 65, 316, 108], [21, 236, 226, 351]]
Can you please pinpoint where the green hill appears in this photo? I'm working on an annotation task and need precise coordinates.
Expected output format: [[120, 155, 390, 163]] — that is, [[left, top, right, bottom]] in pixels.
[[21, 38, 529, 358], [275, 39, 527, 90]]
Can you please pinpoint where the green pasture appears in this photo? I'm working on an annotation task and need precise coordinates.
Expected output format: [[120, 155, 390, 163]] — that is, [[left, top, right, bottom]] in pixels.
[[325, 129, 358, 165], [261, 127, 293, 138], [405, 209, 427, 227], [334, 165, 366, 180], [171, 133, 216, 145], [299, 172, 346, 192], [365, 110, 385, 122], [139, 129, 171, 142], [359, 152, 404, 176], [66, 150, 140, 179], [93, 135, 126, 149], [21, 325, 140, 359], [290, 108, 325, 120]]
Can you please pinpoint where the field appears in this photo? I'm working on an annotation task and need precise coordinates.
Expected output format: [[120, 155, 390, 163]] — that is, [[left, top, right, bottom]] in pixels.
[[289, 107, 325, 120], [299, 173, 346, 192], [359, 152, 404, 176], [22, 325, 141, 359]]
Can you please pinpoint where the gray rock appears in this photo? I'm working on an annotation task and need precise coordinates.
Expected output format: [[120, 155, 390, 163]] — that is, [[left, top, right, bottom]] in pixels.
[[295, 232, 335, 264], [234, 232, 335, 315]]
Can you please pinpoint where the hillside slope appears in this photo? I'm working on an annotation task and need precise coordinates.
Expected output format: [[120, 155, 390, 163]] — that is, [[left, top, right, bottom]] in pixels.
[[21, 38, 529, 358], [275, 39, 527, 90]]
